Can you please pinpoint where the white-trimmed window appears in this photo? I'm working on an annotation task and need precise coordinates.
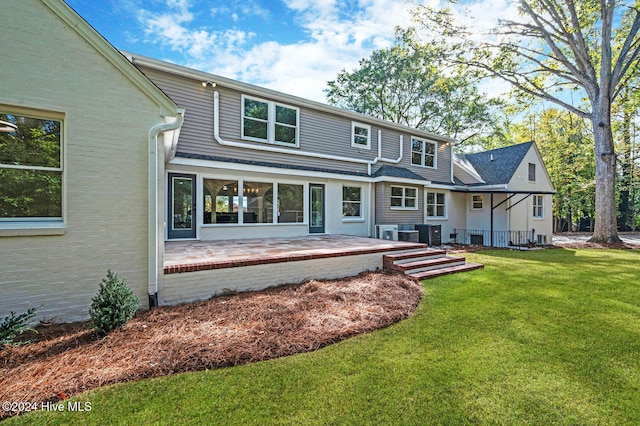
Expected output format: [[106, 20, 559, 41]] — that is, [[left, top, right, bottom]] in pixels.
[[426, 191, 446, 218], [390, 186, 418, 209], [203, 179, 303, 224], [351, 122, 371, 149], [0, 111, 63, 221], [411, 137, 436, 168], [342, 186, 363, 218], [533, 195, 544, 218], [528, 163, 536, 182], [242, 95, 299, 146], [472, 194, 483, 210]]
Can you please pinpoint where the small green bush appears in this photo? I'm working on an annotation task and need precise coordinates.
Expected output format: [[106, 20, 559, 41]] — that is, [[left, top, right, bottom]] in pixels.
[[89, 270, 139, 335], [0, 307, 37, 350]]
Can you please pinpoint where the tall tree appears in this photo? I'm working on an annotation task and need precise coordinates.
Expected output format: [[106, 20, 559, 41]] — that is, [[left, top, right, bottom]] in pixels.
[[413, 0, 640, 242], [325, 29, 502, 146]]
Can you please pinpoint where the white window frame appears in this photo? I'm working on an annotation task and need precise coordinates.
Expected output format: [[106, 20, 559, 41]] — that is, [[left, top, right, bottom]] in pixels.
[[342, 185, 364, 220], [241, 95, 300, 147], [351, 122, 371, 149], [411, 136, 437, 169], [528, 163, 536, 182], [471, 194, 484, 210], [0, 107, 65, 235], [533, 195, 544, 218], [426, 191, 447, 219], [390, 186, 418, 210]]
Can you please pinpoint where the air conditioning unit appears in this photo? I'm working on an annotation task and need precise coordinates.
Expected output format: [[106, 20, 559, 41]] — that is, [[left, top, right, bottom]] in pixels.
[[376, 224, 398, 241], [536, 234, 547, 245]]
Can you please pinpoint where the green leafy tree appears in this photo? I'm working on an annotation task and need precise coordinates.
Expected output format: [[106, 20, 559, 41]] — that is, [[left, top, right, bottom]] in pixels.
[[325, 28, 502, 147], [512, 108, 596, 231], [413, 0, 640, 242]]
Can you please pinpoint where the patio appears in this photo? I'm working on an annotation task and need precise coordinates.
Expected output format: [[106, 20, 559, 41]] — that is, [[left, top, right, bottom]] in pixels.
[[161, 235, 427, 306], [164, 234, 426, 274]]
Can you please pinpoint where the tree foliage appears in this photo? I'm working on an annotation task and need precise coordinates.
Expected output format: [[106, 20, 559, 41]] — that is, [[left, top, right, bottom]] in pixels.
[[412, 0, 640, 242], [325, 29, 502, 146], [0, 113, 62, 218], [512, 108, 596, 231]]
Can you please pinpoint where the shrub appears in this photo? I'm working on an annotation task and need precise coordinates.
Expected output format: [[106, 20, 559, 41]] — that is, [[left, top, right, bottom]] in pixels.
[[0, 308, 37, 350], [89, 270, 139, 335]]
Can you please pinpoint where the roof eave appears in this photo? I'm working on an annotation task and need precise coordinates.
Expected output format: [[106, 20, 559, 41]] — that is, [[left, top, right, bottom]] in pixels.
[[124, 51, 456, 145]]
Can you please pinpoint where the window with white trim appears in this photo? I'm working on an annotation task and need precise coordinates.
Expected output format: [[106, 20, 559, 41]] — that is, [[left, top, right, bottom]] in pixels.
[[203, 179, 303, 224], [390, 186, 417, 209], [472, 194, 483, 210], [426, 191, 446, 218], [351, 122, 371, 149], [411, 137, 436, 168], [0, 111, 62, 220], [342, 186, 363, 218], [528, 163, 536, 182], [242, 95, 299, 146], [533, 195, 544, 218]]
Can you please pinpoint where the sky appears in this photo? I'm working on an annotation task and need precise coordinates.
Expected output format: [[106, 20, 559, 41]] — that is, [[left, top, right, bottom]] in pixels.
[[64, 0, 514, 103]]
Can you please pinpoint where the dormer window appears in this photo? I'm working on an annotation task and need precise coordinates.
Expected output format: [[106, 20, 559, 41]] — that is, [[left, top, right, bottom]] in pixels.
[[242, 95, 299, 147], [351, 122, 371, 149], [411, 137, 436, 168]]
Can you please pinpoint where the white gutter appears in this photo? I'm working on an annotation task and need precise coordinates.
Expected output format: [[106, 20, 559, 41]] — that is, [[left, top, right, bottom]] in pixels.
[[371, 130, 404, 169], [212, 91, 404, 176], [148, 108, 186, 307]]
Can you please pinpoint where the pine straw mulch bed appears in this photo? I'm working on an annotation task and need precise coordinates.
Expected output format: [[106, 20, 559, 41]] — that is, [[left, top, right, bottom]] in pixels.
[[0, 271, 423, 419]]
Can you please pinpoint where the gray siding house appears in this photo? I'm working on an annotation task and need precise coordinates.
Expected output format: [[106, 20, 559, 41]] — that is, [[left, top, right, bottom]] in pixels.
[[128, 53, 554, 248], [0, 0, 554, 322]]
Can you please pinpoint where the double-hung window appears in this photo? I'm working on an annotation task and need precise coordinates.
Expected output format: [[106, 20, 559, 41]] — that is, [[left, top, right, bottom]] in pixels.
[[390, 186, 417, 209], [351, 122, 371, 149], [242, 95, 299, 146], [342, 186, 363, 218], [533, 195, 544, 218], [426, 191, 446, 218], [411, 137, 436, 168], [0, 111, 63, 221], [472, 194, 483, 210]]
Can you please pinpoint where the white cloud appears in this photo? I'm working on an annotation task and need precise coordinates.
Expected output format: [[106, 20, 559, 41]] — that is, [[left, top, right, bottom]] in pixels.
[[132, 0, 423, 101]]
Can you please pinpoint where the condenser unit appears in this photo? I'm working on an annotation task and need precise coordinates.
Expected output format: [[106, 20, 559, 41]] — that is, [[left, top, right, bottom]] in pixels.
[[376, 224, 398, 241]]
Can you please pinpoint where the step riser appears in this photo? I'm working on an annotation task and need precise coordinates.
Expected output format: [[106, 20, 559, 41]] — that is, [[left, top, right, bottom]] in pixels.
[[409, 264, 484, 280], [390, 256, 464, 272], [393, 255, 447, 265], [405, 261, 466, 275], [383, 250, 447, 270]]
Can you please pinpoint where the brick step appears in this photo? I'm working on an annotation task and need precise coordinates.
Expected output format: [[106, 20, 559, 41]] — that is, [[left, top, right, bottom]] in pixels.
[[383, 249, 447, 263], [408, 262, 485, 280], [392, 256, 465, 273]]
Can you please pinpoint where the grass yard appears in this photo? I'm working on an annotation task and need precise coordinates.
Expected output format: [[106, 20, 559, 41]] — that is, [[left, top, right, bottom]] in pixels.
[[7, 248, 640, 425]]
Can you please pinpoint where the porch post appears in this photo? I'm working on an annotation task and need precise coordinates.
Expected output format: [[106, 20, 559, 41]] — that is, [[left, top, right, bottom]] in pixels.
[[490, 193, 494, 247]]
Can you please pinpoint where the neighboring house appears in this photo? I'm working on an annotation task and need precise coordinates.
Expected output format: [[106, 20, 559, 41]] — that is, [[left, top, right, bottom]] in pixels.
[[1, 0, 183, 321], [1, 0, 553, 322]]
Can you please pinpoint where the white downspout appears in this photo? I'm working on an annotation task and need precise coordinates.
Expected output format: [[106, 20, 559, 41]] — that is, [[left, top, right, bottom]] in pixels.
[[213, 91, 403, 176], [148, 108, 186, 308]]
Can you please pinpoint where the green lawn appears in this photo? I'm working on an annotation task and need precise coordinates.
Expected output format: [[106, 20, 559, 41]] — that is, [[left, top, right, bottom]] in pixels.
[[8, 249, 640, 425]]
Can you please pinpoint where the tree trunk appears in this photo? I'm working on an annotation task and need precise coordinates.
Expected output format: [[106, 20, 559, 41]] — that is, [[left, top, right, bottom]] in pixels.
[[589, 97, 622, 243]]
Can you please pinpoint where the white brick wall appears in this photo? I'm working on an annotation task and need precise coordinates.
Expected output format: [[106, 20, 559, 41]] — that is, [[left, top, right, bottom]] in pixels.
[[0, 0, 168, 322], [161, 253, 384, 305]]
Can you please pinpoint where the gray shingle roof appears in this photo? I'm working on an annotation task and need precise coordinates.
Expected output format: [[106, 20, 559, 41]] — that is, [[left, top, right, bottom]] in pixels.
[[176, 152, 371, 178], [372, 165, 428, 181], [461, 142, 533, 185]]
